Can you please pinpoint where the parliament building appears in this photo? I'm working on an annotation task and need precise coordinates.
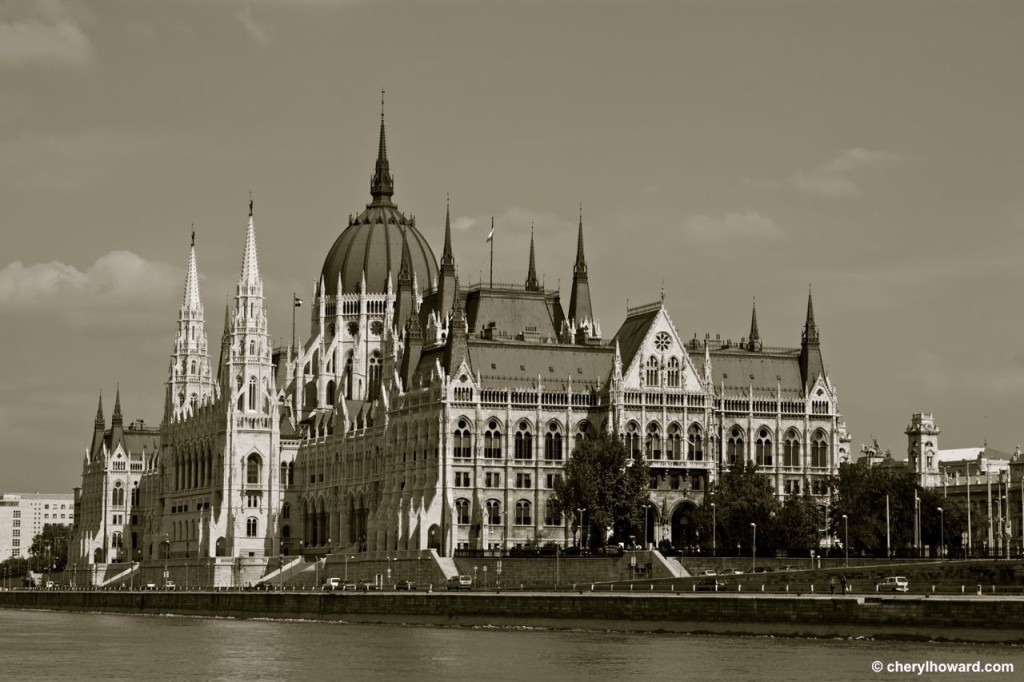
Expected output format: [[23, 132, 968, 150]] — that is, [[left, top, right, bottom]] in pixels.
[[71, 107, 851, 579]]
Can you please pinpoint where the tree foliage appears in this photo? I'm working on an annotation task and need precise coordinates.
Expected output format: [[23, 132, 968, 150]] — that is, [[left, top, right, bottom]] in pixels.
[[553, 433, 650, 548], [28, 523, 73, 572], [693, 461, 781, 554]]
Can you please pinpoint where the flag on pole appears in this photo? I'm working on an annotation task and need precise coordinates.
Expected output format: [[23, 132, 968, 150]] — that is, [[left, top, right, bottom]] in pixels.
[[294, 295, 303, 307], [486, 218, 494, 242]]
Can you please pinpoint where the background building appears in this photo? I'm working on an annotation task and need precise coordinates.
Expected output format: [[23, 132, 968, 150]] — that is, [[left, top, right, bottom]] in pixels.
[[0, 492, 74, 560]]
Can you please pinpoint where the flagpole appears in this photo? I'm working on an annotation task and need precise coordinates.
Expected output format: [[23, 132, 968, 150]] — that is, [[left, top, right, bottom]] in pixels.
[[291, 291, 297, 358], [489, 217, 494, 288]]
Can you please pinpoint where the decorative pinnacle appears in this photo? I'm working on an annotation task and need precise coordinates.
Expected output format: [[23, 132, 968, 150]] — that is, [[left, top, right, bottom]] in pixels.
[[112, 384, 123, 424], [440, 193, 455, 272], [525, 223, 540, 291], [183, 231, 202, 310], [94, 392, 104, 427], [370, 92, 394, 203], [803, 285, 819, 343]]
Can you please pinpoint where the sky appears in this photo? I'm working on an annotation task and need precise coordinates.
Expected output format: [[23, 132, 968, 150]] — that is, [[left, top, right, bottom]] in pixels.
[[2, 0, 1023, 493]]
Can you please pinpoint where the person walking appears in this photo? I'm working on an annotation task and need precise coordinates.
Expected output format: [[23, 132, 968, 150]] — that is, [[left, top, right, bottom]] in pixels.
[[829, 576, 836, 596], [840, 574, 848, 594]]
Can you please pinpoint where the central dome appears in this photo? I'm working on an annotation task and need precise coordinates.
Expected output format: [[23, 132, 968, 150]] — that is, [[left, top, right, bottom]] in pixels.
[[320, 110, 439, 296], [321, 207, 439, 296]]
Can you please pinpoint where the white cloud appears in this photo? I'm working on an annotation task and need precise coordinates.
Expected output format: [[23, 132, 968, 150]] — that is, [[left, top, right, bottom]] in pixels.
[[452, 216, 476, 232], [235, 6, 271, 47], [755, 148, 903, 199], [681, 211, 783, 241], [0, 251, 181, 310], [0, 19, 93, 68]]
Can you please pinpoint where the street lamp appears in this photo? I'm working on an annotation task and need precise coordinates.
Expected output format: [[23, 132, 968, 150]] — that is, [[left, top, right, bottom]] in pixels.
[[842, 514, 849, 568], [643, 503, 652, 550], [162, 535, 170, 589], [344, 554, 355, 582], [937, 507, 945, 560], [576, 508, 586, 549], [710, 503, 716, 556], [750, 522, 756, 573], [185, 542, 189, 590]]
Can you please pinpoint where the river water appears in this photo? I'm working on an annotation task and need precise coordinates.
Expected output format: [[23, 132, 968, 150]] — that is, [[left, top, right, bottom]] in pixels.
[[0, 609, 1020, 681]]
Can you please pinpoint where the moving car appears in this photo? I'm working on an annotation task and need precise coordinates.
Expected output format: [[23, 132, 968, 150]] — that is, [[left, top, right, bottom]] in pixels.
[[695, 578, 728, 592], [446, 575, 473, 591], [701, 570, 717, 576], [877, 576, 909, 593]]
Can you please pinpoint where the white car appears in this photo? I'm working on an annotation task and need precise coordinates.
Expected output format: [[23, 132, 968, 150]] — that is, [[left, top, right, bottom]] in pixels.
[[322, 578, 342, 591], [877, 576, 909, 593], [701, 570, 717, 576]]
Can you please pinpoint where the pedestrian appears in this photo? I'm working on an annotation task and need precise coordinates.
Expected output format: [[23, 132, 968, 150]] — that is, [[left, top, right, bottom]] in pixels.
[[829, 576, 835, 596], [840, 575, 847, 594]]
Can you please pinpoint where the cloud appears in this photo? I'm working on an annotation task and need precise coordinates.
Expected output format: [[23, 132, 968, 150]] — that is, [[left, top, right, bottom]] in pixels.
[[755, 148, 903, 199], [0, 251, 181, 310], [0, 19, 93, 68], [452, 216, 476, 232], [681, 211, 783, 241], [235, 6, 271, 47]]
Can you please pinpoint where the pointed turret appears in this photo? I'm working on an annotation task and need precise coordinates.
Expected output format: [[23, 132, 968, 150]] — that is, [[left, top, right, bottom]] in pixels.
[[370, 91, 394, 206], [525, 225, 541, 291], [94, 392, 104, 429], [443, 276, 469, 374], [110, 385, 126, 452], [437, 195, 457, 315], [747, 298, 761, 351], [567, 206, 594, 331], [400, 309, 423, 390], [239, 197, 261, 289], [799, 286, 825, 393], [112, 385, 123, 425], [184, 232, 201, 311], [395, 226, 414, 330], [168, 230, 215, 422], [90, 392, 105, 462]]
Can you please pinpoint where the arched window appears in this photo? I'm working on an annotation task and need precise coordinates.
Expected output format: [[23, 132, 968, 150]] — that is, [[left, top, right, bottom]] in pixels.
[[755, 428, 773, 467], [344, 354, 354, 400], [646, 422, 662, 459], [727, 427, 745, 465], [576, 420, 590, 442], [453, 419, 471, 459], [130, 484, 139, 507], [190, 360, 196, 375], [645, 356, 659, 386], [326, 380, 336, 406], [667, 423, 683, 460], [783, 430, 801, 467], [625, 422, 641, 457], [368, 351, 382, 400], [282, 525, 291, 539], [112, 531, 123, 549], [288, 462, 295, 486], [515, 500, 532, 526], [811, 432, 829, 468], [666, 357, 680, 387], [544, 498, 562, 526], [189, 394, 198, 414], [455, 498, 470, 525], [514, 422, 533, 460], [246, 517, 258, 538], [112, 482, 125, 507], [686, 424, 703, 461], [545, 422, 563, 461], [282, 502, 291, 520], [249, 340, 256, 356], [484, 419, 502, 459], [246, 454, 261, 485], [485, 499, 501, 526], [248, 376, 257, 411], [280, 462, 288, 487]]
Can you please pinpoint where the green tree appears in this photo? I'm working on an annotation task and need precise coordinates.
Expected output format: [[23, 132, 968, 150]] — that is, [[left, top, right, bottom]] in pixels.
[[696, 461, 780, 555], [775, 493, 825, 555], [28, 523, 73, 572], [554, 433, 650, 549]]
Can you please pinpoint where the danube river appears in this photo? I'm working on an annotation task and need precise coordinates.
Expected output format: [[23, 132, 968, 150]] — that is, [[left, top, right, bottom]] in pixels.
[[1, 609, 1021, 681]]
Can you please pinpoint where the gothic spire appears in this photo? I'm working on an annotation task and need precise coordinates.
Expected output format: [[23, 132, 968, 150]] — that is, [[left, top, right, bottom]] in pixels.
[[799, 285, 824, 392], [573, 205, 587, 279], [525, 224, 540, 291], [112, 385, 123, 425], [94, 392, 104, 429], [747, 297, 761, 351], [183, 230, 202, 311], [440, 193, 455, 273], [398, 224, 413, 285], [802, 285, 819, 344], [239, 198, 261, 288], [370, 90, 394, 205]]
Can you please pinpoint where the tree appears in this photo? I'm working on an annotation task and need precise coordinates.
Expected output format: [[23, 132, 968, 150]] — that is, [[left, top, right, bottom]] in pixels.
[[553, 433, 650, 549], [775, 493, 824, 555], [695, 461, 780, 555], [28, 523, 73, 572]]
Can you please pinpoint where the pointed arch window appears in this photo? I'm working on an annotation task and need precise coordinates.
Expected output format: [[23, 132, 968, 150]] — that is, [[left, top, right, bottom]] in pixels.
[[484, 419, 503, 459], [514, 422, 533, 460], [249, 340, 256, 356], [326, 380, 336, 406], [455, 498, 470, 525], [645, 356, 659, 386], [667, 423, 683, 460], [811, 432, 829, 468], [368, 351, 382, 400], [453, 419, 471, 459], [666, 357, 680, 387], [624, 422, 641, 458], [190, 360, 196, 375], [727, 427, 745, 465], [246, 517, 258, 538], [687, 424, 703, 461], [544, 422, 563, 461], [783, 430, 801, 467], [190, 394, 198, 414], [485, 499, 502, 526], [646, 422, 662, 460], [755, 428, 773, 467], [248, 377, 257, 411], [112, 482, 125, 507], [576, 420, 591, 443], [345, 354, 354, 400], [515, 500, 532, 526], [130, 483, 139, 507], [544, 499, 562, 526], [112, 531, 123, 550], [246, 453, 261, 485]]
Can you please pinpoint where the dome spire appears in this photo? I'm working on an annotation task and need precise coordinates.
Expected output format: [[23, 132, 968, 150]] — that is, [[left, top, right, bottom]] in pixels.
[[440, 193, 455, 273], [573, 204, 587, 278], [747, 297, 761, 351], [370, 89, 394, 205], [525, 223, 540, 291]]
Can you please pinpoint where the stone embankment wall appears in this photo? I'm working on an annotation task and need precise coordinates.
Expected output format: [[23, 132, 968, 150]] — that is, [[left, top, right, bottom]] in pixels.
[[3, 590, 1024, 643]]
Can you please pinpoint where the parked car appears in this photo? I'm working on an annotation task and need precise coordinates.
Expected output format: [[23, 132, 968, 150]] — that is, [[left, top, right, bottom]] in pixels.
[[602, 545, 624, 557], [358, 581, 379, 592], [722, 568, 744, 575], [322, 578, 342, 591], [395, 580, 417, 591], [145, 583, 157, 591], [877, 576, 909, 593], [695, 578, 728, 592], [779, 565, 798, 572], [701, 569, 717, 576], [339, 582, 358, 592], [164, 581, 176, 591], [446, 575, 473, 591]]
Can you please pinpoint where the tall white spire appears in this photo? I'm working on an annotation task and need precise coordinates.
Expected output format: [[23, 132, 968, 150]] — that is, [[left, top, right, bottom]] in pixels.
[[183, 229, 202, 312], [167, 229, 215, 422], [239, 196, 262, 290]]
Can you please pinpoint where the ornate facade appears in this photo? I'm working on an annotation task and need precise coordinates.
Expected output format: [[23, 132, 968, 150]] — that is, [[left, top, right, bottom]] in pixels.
[[73, 105, 851, 570]]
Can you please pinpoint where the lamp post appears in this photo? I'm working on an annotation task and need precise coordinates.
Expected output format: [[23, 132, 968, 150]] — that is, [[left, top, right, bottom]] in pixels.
[[185, 542, 189, 590], [937, 507, 944, 560], [385, 556, 392, 589], [710, 503, 716, 556], [842, 514, 849, 568], [750, 523, 756, 572], [576, 508, 586, 550], [162, 535, 170, 589], [643, 503, 652, 550], [345, 554, 355, 582]]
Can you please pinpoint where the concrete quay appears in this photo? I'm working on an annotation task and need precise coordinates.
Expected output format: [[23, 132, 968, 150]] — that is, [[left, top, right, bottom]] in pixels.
[[2, 589, 1024, 643]]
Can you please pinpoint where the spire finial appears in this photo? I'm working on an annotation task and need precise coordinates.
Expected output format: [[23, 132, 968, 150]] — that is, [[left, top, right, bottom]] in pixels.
[[440, 194, 455, 272], [94, 391, 104, 427], [370, 93, 394, 204], [802, 284, 819, 344], [191, 223, 195, 248], [249, 191, 253, 217], [525, 223, 540, 291], [381, 88, 385, 120], [748, 296, 761, 350]]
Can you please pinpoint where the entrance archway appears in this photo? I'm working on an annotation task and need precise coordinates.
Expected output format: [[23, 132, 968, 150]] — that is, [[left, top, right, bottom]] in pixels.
[[671, 502, 698, 551]]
